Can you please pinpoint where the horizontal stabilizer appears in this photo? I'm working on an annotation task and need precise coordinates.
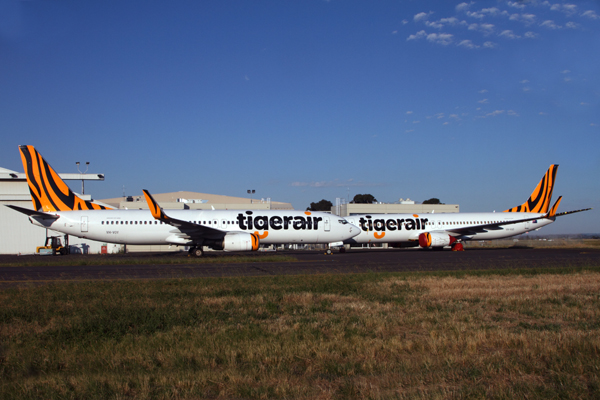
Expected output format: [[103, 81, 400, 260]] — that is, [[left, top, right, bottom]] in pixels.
[[554, 208, 592, 217], [5, 205, 59, 220]]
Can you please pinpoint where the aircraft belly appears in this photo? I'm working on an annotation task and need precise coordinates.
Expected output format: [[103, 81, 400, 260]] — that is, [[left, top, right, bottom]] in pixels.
[[259, 230, 319, 244]]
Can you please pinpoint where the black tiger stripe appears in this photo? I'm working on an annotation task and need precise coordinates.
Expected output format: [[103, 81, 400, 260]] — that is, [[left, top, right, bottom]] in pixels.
[[20, 146, 44, 211], [526, 173, 547, 212]]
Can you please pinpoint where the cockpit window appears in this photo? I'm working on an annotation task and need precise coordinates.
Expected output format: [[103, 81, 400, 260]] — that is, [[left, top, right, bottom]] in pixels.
[[338, 219, 348, 224]]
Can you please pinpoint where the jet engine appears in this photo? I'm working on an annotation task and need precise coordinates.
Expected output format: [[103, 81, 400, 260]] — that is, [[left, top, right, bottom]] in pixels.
[[418, 232, 457, 248], [205, 232, 260, 252]]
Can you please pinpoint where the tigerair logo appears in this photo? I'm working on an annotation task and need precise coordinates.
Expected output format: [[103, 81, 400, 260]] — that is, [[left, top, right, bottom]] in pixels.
[[238, 211, 322, 232], [359, 214, 429, 239]]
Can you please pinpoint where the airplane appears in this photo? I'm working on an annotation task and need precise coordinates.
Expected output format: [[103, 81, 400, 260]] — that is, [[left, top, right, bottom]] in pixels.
[[343, 165, 592, 251], [7, 145, 361, 256]]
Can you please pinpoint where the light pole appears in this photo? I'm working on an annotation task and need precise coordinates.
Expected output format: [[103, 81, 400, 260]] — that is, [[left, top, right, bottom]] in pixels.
[[76, 161, 90, 194], [247, 189, 255, 204]]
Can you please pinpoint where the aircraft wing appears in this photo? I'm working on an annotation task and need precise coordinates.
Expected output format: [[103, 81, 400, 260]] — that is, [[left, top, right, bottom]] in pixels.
[[143, 190, 227, 241], [4, 205, 60, 220]]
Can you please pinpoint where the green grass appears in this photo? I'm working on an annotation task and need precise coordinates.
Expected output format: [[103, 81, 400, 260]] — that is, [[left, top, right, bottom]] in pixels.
[[1, 266, 600, 399]]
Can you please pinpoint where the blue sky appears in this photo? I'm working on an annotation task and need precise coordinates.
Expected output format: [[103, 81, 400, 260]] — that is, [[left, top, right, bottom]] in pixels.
[[1, 0, 598, 234]]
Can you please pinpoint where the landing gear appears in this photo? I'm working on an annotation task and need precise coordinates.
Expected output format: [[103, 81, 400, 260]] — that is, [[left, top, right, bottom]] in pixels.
[[188, 246, 204, 257], [325, 248, 333, 255], [451, 242, 465, 251]]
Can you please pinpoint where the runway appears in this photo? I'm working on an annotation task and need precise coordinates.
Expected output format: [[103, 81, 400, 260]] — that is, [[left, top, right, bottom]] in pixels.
[[1, 247, 599, 287]]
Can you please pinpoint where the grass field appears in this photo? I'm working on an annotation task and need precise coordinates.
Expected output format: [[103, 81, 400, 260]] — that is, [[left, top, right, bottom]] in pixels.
[[1, 267, 600, 399]]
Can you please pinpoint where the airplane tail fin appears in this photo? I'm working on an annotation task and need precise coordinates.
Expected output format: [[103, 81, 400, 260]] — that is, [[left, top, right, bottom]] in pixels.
[[18, 145, 112, 212], [503, 164, 558, 213]]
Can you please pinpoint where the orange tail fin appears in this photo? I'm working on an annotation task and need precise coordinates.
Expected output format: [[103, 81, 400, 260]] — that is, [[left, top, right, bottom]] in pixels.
[[503, 165, 558, 213], [19, 145, 112, 212]]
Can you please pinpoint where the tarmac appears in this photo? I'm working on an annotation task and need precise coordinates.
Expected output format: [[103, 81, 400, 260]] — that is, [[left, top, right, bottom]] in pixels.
[[1, 247, 600, 287]]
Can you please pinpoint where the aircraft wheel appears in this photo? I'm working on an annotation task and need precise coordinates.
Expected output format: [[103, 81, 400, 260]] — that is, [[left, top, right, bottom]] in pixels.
[[193, 247, 204, 257], [325, 248, 332, 255]]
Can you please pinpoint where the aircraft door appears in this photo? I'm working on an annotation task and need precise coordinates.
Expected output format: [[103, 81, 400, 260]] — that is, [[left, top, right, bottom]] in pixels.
[[81, 216, 88, 232], [324, 217, 330, 232]]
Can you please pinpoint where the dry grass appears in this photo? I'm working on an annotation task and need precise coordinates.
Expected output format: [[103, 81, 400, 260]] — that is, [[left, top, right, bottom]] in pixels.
[[464, 238, 600, 249], [1, 268, 600, 399]]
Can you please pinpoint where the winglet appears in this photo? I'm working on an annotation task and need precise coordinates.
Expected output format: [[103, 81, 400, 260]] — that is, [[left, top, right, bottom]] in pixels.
[[504, 164, 558, 213], [547, 196, 562, 218], [143, 190, 169, 221]]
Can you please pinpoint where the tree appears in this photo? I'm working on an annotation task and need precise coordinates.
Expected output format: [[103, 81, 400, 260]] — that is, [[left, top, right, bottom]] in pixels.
[[307, 199, 333, 212], [351, 194, 377, 204], [422, 198, 443, 204]]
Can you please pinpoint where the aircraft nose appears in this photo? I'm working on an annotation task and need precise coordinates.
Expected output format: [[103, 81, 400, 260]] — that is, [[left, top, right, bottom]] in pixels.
[[349, 222, 361, 237]]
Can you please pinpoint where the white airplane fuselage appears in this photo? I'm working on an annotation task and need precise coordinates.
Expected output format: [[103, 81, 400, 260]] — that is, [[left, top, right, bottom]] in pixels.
[[29, 209, 360, 246], [344, 212, 554, 245]]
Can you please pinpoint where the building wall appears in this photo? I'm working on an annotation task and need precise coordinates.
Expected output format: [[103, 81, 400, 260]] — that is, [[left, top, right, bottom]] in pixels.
[[332, 203, 459, 217], [0, 179, 123, 255]]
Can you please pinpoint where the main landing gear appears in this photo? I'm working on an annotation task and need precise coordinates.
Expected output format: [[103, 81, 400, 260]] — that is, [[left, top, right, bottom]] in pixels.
[[188, 246, 204, 257], [451, 242, 465, 251]]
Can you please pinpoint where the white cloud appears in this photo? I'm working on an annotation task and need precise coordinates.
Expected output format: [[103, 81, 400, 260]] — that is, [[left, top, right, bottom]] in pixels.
[[521, 79, 530, 84], [487, 110, 505, 117], [581, 10, 599, 20], [499, 30, 521, 39], [479, 89, 488, 94], [508, 1, 526, 9], [540, 20, 561, 29], [406, 111, 413, 115], [478, 98, 489, 104], [440, 17, 459, 25], [426, 32, 454, 45], [480, 23, 495, 33], [524, 31, 538, 39], [425, 21, 444, 29], [466, 11, 485, 19], [458, 39, 479, 49], [507, 110, 519, 116], [483, 41, 497, 48], [407, 30, 427, 41], [414, 12, 432, 22], [565, 22, 579, 29], [561, 70, 571, 74], [456, 2, 473, 12]]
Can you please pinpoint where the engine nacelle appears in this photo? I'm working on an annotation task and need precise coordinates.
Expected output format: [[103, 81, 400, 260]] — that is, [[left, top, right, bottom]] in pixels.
[[205, 232, 259, 252], [418, 232, 457, 248]]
